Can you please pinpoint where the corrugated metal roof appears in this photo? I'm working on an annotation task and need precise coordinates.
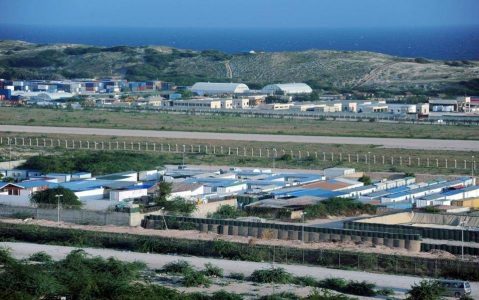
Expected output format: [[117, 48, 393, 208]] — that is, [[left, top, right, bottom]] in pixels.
[[262, 83, 312, 94], [191, 82, 249, 93]]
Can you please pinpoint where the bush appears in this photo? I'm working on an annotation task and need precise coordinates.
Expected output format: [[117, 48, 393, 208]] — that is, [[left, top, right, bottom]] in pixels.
[[306, 289, 354, 300], [28, 252, 53, 263], [377, 288, 394, 296], [304, 197, 376, 219], [406, 280, 445, 300], [343, 280, 376, 296], [229, 272, 245, 280], [161, 260, 194, 274], [210, 290, 243, 300], [183, 270, 211, 287], [260, 292, 301, 300], [250, 267, 294, 284], [318, 278, 347, 291], [358, 175, 372, 185], [202, 263, 223, 277], [208, 205, 245, 219], [11, 211, 34, 219], [294, 276, 318, 287], [30, 187, 82, 207]]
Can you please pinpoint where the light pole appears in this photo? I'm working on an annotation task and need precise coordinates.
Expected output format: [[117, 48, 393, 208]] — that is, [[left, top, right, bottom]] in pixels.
[[368, 152, 371, 174], [55, 194, 63, 224], [273, 149, 277, 169], [459, 220, 466, 260], [161, 207, 168, 230], [472, 156, 475, 178], [301, 211, 307, 244]]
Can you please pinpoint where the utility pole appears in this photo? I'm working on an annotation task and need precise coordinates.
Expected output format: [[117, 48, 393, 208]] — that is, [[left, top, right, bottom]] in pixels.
[[472, 156, 475, 178], [301, 212, 307, 244], [55, 194, 63, 224], [459, 219, 467, 261], [368, 151, 371, 173], [161, 207, 168, 230]]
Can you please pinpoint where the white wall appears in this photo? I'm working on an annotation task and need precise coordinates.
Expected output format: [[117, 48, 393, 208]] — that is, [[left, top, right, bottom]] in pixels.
[[170, 186, 204, 200], [139, 170, 159, 181], [217, 183, 247, 194], [75, 188, 105, 201], [110, 188, 147, 202]]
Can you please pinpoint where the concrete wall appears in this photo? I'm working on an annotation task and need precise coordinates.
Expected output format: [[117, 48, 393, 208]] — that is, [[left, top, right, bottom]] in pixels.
[[0, 204, 129, 226], [191, 198, 237, 218], [357, 212, 413, 224]]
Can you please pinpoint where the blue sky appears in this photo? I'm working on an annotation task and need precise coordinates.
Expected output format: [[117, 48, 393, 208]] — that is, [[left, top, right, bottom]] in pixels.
[[2, 0, 479, 28]]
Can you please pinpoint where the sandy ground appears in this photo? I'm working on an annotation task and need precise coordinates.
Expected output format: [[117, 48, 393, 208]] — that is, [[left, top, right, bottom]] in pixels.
[[1, 125, 479, 151], [0, 218, 466, 260]]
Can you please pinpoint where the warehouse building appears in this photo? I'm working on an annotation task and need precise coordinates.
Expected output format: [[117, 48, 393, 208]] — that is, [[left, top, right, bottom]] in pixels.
[[261, 83, 312, 95], [190, 82, 249, 96]]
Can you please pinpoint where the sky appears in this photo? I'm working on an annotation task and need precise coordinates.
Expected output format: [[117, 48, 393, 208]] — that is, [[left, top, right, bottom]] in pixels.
[[2, 0, 479, 29]]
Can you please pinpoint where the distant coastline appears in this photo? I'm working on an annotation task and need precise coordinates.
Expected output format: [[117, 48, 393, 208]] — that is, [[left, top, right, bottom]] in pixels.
[[1, 24, 479, 60]]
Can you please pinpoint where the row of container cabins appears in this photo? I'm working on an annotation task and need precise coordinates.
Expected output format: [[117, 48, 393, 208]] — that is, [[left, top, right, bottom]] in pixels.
[[265, 176, 479, 209], [0, 79, 175, 98]]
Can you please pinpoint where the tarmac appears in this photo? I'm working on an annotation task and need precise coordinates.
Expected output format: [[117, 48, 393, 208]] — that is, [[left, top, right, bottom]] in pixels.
[[1, 125, 478, 151]]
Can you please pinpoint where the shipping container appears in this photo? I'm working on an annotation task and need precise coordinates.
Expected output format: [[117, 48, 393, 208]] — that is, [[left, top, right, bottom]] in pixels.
[[452, 198, 479, 208]]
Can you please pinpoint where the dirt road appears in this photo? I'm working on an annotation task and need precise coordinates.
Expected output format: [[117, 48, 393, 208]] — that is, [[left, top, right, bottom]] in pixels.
[[1, 125, 478, 151], [2, 241, 477, 299]]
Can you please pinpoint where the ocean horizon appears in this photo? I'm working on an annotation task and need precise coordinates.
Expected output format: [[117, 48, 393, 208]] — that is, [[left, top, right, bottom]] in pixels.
[[1, 24, 478, 60]]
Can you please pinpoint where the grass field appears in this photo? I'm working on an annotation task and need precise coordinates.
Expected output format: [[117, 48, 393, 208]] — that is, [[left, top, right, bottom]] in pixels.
[[2, 107, 479, 140], [0, 132, 476, 175]]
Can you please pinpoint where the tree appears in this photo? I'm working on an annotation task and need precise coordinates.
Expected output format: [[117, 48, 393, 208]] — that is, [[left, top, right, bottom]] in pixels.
[[406, 280, 445, 300], [30, 187, 82, 207], [358, 175, 372, 185], [155, 181, 172, 205]]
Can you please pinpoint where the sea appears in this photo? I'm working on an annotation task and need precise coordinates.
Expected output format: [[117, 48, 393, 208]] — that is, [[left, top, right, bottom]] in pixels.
[[1, 24, 479, 60]]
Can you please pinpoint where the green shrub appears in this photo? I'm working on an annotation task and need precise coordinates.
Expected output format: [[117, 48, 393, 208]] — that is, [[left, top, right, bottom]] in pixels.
[[28, 251, 53, 263], [183, 270, 211, 287], [318, 278, 347, 291], [202, 262, 223, 277], [306, 289, 354, 300], [377, 288, 394, 296], [208, 205, 245, 219], [343, 280, 376, 296], [294, 276, 318, 287], [229, 272, 245, 280], [31, 186, 82, 207], [250, 267, 294, 284], [161, 260, 194, 274], [406, 280, 445, 300], [260, 292, 301, 300], [210, 290, 243, 300], [11, 211, 34, 219]]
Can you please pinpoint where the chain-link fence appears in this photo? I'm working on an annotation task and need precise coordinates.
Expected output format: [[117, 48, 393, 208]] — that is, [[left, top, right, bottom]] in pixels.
[[0, 136, 477, 174]]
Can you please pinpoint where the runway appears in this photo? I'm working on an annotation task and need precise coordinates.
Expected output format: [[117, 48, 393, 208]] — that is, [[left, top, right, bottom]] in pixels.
[[0, 125, 477, 151]]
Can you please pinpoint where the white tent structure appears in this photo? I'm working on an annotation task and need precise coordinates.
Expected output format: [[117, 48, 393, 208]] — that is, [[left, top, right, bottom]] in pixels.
[[191, 82, 249, 95], [262, 83, 313, 95]]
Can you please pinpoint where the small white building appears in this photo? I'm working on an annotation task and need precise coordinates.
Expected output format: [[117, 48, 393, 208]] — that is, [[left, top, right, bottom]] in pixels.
[[46, 173, 72, 183], [0, 181, 49, 206], [387, 104, 417, 115], [110, 186, 148, 202], [233, 98, 250, 109], [170, 182, 205, 200]]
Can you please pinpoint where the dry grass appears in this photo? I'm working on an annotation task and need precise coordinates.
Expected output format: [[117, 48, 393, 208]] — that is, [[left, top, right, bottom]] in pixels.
[[2, 107, 479, 140]]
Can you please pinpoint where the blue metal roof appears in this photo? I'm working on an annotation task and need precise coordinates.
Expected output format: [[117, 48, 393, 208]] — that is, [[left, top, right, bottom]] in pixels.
[[272, 188, 345, 199]]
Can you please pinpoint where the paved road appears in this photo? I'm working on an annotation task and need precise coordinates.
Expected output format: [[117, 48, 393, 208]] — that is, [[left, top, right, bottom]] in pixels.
[[2, 242, 477, 299], [1, 125, 479, 151]]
